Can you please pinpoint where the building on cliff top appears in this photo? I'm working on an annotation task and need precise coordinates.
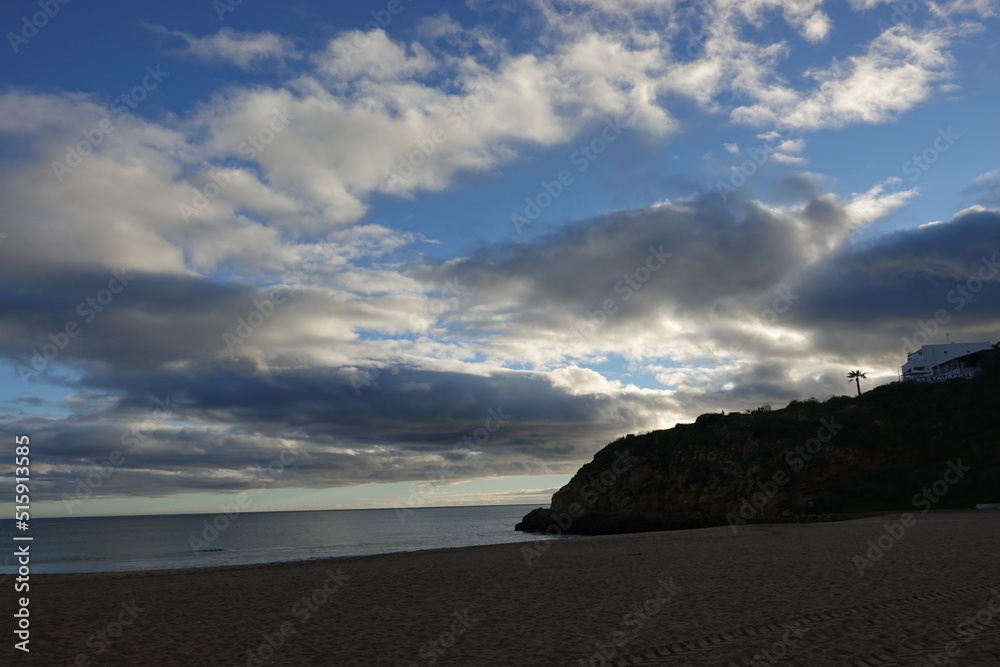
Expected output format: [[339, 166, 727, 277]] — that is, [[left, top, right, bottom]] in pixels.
[[901, 341, 994, 383]]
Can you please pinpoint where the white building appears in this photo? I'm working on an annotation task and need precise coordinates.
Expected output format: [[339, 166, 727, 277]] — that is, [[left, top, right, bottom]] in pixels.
[[901, 341, 994, 382]]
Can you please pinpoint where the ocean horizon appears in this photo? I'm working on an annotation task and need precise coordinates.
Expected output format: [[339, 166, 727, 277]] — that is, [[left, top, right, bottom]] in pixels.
[[2, 504, 556, 575]]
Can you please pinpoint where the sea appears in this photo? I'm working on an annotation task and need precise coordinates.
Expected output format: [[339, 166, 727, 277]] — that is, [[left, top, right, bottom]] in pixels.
[[2, 505, 557, 574]]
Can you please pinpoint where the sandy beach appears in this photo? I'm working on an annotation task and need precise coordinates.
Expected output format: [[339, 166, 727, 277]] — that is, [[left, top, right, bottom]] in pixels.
[[8, 511, 1000, 666]]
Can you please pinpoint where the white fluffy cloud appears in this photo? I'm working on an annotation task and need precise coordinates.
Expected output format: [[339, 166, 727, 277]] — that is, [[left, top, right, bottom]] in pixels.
[[116, 6, 978, 244], [732, 24, 954, 128]]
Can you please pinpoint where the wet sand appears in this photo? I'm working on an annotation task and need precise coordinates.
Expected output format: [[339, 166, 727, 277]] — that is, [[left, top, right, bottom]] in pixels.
[[7, 510, 1000, 666]]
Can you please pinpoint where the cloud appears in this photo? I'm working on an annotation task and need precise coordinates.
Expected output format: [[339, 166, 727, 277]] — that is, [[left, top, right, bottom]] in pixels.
[[770, 138, 808, 164], [847, 0, 893, 8], [771, 153, 807, 165], [2, 356, 672, 501], [102, 6, 977, 243], [148, 26, 299, 69], [964, 168, 1000, 203], [929, 0, 999, 18], [739, 0, 832, 43], [15, 395, 43, 406], [4, 193, 997, 504], [849, 0, 995, 21], [776, 138, 806, 153], [1, 0, 995, 508], [313, 30, 435, 81], [732, 25, 955, 129], [770, 171, 826, 202], [426, 183, 917, 361], [787, 207, 1000, 357]]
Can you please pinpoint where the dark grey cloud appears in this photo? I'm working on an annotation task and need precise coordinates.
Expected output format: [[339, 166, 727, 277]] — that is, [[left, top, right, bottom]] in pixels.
[[0, 263, 656, 498], [0, 263, 656, 503], [787, 208, 1000, 355], [428, 197, 1000, 359], [0, 270, 256, 373], [424, 193, 845, 337], [4, 363, 647, 502], [0, 268, 370, 384]]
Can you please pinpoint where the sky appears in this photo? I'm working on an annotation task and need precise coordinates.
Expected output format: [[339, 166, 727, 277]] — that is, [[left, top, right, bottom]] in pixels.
[[1, 0, 999, 518]]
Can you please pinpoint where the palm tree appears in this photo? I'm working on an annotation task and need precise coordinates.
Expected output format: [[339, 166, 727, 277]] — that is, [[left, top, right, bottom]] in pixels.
[[847, 370, 867, 396]]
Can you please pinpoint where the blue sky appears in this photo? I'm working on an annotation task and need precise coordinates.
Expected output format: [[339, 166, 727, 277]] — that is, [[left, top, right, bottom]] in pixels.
[[1, 0, 999, 517]]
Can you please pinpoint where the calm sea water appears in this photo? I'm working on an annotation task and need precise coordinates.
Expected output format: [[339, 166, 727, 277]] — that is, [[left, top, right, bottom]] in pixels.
[[2, 505, 555, 574]]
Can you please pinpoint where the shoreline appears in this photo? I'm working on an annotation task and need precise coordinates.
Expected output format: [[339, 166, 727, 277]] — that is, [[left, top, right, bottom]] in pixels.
[[30, 536, 569, 582], [37, 510, 905, 579], [11, 510, 1000, 665]]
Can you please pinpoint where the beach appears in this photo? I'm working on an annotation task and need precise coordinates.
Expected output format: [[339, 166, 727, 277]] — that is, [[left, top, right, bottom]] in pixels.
[[10, 511, 1000, 666]]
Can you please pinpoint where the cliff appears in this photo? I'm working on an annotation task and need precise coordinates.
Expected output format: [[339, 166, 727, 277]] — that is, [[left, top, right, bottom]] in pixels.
[[516, 355, 1000, 535]]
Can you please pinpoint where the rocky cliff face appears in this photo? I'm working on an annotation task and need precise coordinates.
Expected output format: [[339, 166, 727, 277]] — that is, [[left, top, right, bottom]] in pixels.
[[517, 361, 1000, 535]]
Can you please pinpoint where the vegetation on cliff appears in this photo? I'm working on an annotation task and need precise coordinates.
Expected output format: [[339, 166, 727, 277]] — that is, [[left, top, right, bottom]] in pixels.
[[516, 354, 1000, 535]]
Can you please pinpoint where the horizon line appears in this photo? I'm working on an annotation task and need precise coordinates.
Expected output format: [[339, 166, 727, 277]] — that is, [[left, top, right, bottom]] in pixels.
[[17, 502, 549, 521]]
